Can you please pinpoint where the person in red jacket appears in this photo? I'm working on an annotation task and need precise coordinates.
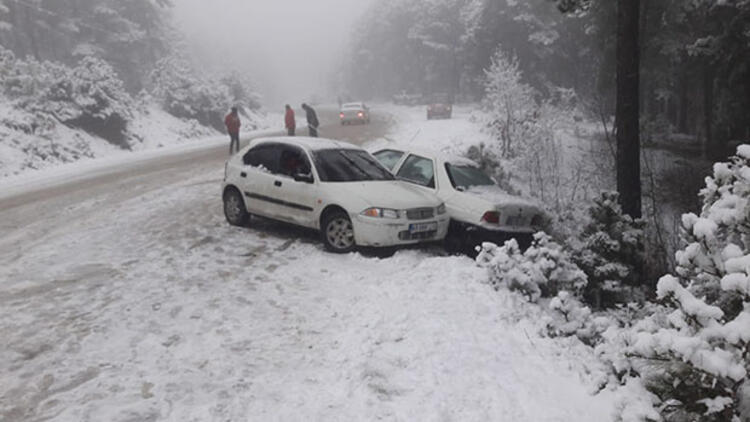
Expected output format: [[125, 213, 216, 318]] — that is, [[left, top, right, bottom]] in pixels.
[[224, 106, 241, 155], [284, 104, 296, 136]]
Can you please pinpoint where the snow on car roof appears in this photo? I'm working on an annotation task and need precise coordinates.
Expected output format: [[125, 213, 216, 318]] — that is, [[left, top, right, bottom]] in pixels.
[[373, 145, 479, 167], [341, 102, 364, 109], [251, 136, 361, 152]]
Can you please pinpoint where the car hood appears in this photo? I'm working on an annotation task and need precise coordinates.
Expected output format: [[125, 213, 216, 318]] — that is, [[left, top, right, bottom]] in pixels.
[[334, 180, 441, 210]]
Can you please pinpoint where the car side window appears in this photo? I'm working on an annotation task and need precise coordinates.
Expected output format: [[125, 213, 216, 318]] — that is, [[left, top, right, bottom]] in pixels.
[[373, 149, 405, 171], [279, 146, 312, 178], [243, 144, 281, 174], [396, 154, 435, 188]]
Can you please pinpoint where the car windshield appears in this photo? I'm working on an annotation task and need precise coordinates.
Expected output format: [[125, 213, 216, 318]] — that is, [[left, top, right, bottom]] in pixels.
[[313, 149, 396, 182], [445, 163, 495, 189]]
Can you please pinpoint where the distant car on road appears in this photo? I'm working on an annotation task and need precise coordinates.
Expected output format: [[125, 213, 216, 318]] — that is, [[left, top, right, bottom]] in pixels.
[[426, 94, 453, 120], [222, 137, 449, 253], [339, 102, 370, 125], [372, 147, 545, 253]]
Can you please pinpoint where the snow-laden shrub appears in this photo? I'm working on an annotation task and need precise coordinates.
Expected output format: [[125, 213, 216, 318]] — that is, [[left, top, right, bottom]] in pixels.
[[464, 142, 520, 195], [0, 50, 134, 147], [149, 55, 256, 132], [573, 191, 647, 309], [477, 232, 587, 302], [621, 145, 750, 422]]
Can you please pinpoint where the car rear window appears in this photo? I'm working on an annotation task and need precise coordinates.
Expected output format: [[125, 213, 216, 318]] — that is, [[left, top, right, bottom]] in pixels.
[[445, 163, 495, 190], [313, 149, 395, 182]]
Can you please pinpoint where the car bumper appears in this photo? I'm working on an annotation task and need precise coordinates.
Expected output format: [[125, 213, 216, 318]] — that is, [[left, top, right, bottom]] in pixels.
[[352, 215, 450, 247], [340, 116, 368, 123]]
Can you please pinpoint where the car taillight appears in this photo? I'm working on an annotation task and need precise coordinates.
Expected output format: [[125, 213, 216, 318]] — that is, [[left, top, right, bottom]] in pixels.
[[339, 113, 344, 118], [481, 211, 500, 224], [358, 112, 363, 117]]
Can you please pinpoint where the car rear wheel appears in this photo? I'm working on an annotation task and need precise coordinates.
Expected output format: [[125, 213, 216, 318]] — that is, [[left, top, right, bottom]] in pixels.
[[322, 211, 355, 253], [224, 188, 249, 227]]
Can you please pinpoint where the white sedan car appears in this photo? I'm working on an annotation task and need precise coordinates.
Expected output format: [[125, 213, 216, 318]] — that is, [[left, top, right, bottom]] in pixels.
[[222, 137, 449, 253], [373, 147, 545, 253]]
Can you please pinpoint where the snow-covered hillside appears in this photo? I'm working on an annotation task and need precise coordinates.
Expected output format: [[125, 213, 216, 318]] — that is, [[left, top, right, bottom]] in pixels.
[[0, 101, 274, 179]]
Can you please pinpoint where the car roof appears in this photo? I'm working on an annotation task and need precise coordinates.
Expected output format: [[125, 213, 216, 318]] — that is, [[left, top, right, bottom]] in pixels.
[[373, 146, 479, 167], [342, 102, 364, 108], [251, 136, 362, 152]]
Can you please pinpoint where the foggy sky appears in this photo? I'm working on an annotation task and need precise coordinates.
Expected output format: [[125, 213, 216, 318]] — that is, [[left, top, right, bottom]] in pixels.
[[174, 0, 373, 109]]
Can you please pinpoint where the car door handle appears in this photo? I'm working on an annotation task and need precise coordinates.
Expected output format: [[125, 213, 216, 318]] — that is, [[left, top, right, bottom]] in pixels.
[[274, 180, 282, 187], [240, 172, 247, 178]]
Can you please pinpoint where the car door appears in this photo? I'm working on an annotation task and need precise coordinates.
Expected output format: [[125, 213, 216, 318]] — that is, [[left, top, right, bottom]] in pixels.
[[269, 145, 319, 227], [240, 143, 282, 216], [395, 153, 438, 193]]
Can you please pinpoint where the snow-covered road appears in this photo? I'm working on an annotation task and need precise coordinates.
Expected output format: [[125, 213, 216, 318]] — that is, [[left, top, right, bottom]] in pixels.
[[1, 106, 616, 421]]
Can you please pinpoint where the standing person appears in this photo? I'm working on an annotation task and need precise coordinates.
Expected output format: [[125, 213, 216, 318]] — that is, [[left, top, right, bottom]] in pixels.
[[284, 104, 296, 136], [224, 106, 241, 155], [301, 103, 319, 138]]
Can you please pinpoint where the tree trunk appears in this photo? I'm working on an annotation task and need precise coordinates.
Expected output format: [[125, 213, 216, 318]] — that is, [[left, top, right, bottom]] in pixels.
[[678, 68, 689, 134], [703, 65, 714, 158], [616, 0, 641, 219]]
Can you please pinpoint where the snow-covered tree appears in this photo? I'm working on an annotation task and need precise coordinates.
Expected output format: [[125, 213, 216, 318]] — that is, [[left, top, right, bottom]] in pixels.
[[573, 191, 646, 309], [149, 54, 230, 131], [483, 47, 539, 158], [622, 145, 750, 421], [477, 232, 587, 302]]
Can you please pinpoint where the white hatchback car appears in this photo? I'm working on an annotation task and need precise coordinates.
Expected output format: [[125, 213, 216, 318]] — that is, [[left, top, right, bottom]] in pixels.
[[373, 147, 545, 253], [222, 137, 449, 253]]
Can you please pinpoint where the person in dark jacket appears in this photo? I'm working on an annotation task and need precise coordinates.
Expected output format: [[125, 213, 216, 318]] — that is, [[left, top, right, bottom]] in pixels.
[[285, 104, 296, 136], [224, 106, 241, 155], [301, 103, 319, 137]]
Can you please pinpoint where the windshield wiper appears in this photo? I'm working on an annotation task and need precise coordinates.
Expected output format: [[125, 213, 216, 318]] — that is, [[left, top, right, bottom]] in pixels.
[[337, 151, 373, 180], [358, 153, 395, 180]]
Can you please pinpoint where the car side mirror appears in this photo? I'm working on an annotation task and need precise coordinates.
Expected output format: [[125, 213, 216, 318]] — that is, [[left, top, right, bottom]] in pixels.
[[293, 172, 314, 183]]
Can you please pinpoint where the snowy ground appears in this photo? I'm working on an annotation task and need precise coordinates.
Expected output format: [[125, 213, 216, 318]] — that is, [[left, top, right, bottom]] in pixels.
[[1, 104, 621, 421]]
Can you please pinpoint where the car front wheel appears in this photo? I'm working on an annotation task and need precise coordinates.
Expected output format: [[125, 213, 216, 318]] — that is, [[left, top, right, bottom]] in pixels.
[[322, 211, 355, 253], [224, 188, 249, 226]]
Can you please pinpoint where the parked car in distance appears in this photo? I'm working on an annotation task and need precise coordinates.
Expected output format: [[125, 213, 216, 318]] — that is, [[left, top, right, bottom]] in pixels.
[[339, 102, 370, 125], [426, 94, 452, 120], [372, 147, 545, 254], [222, 137, 450, 253]]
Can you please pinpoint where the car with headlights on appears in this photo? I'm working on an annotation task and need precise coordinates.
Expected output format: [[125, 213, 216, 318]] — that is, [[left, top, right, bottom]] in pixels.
[[222, 137, 449, 253], [339, 102, 370, 125], [426, 94, 452, 120], [372, 147, 545, 254]]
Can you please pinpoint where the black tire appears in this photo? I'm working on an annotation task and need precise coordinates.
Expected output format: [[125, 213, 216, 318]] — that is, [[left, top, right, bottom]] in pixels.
[[444, 221, 466, 255], [321, 211, 356, 253], [223, 188, 249, 227]]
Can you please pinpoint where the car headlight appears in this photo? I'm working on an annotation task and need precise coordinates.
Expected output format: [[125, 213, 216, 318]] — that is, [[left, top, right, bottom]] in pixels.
[[437, 203, 446, 215], [361, 207, 400, 219]]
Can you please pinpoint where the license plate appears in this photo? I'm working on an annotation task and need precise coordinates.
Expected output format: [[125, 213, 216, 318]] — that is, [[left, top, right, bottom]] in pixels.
[[409, 222, 437, 233], [506, 216, 525, 226]]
